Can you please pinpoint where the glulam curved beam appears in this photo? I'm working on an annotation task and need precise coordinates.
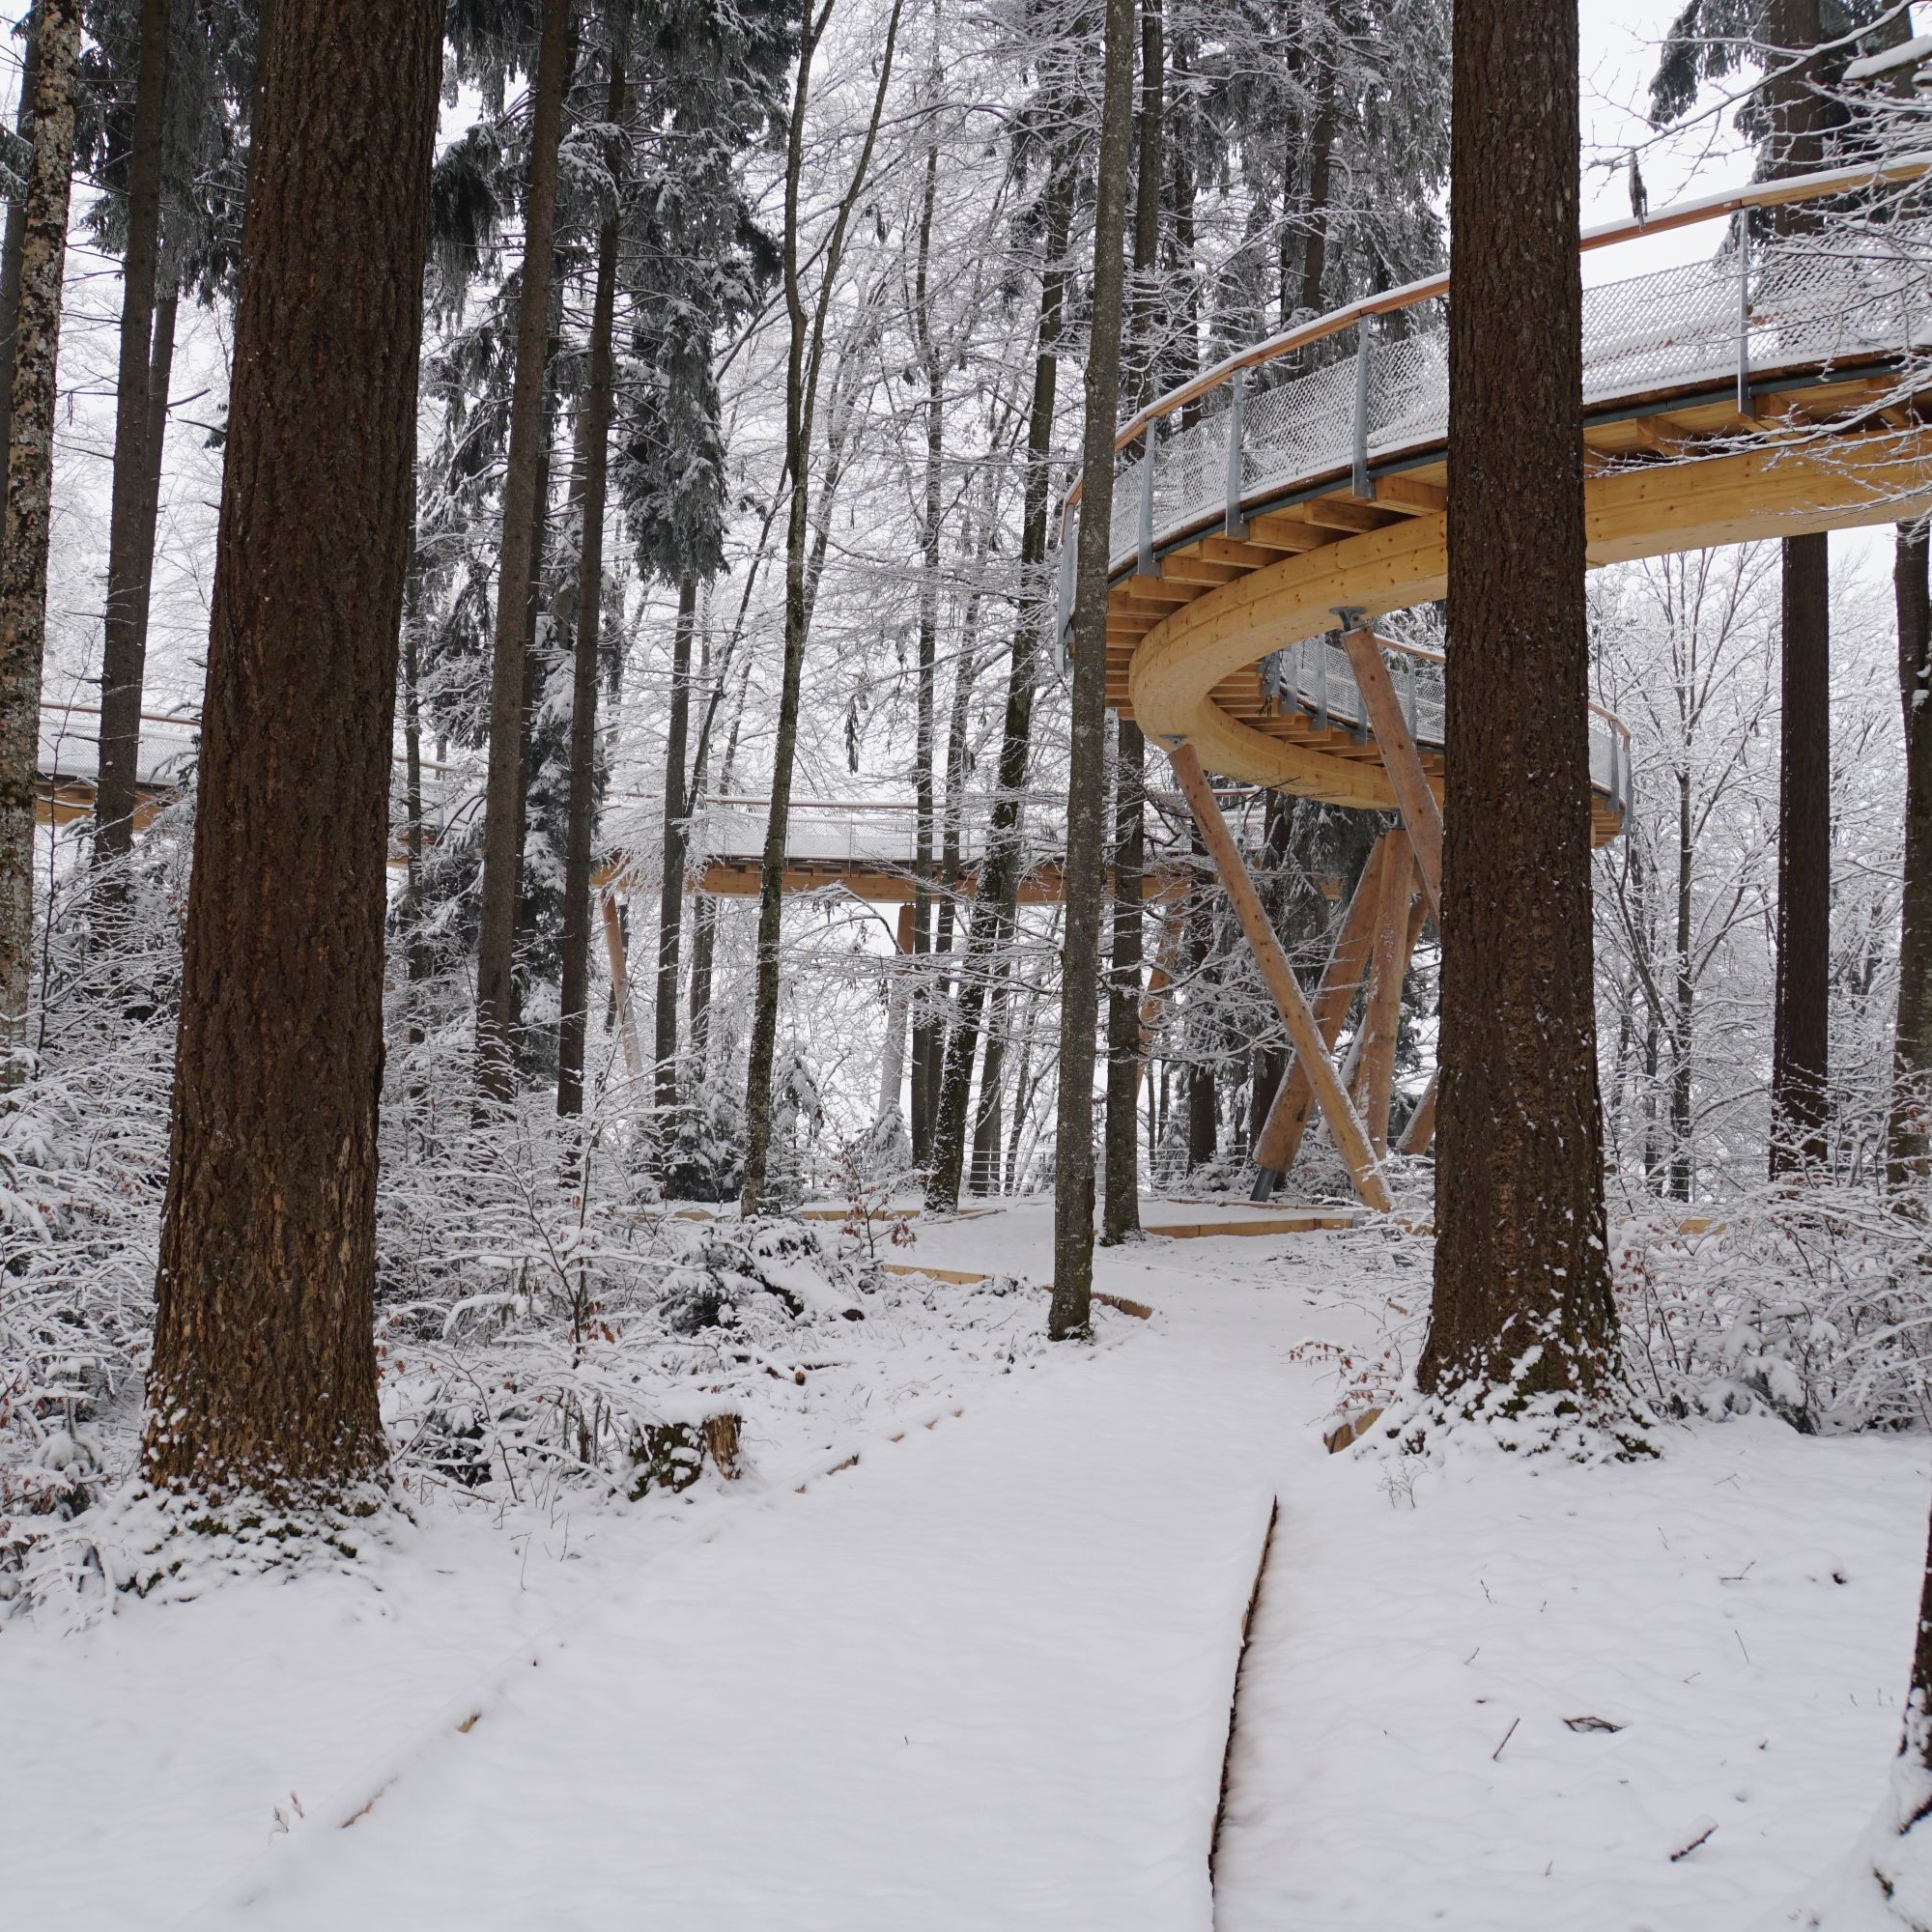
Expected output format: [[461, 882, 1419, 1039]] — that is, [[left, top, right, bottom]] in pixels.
[[1128, 435, 1932, 794]]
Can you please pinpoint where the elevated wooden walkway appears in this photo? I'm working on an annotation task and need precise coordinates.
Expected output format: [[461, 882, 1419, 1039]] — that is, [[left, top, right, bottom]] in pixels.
[[1067, 156, 1932, 830], [1057, 157, 1932, 1210]]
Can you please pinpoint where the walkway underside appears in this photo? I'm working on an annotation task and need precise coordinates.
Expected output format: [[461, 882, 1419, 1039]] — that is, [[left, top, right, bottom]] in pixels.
[[1117, 393, 1932, 825]]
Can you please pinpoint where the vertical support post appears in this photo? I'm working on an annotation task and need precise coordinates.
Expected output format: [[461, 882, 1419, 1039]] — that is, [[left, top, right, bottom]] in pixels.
[[1736, 220, 1753, 419], [1355, 849, 1421, 1156], [1404, 650, 1418, 740], [1315, 636, 1329, 733], [1250, 831, 1393, 1197], [1351, 314, 1375, 499], [1137, 421, 1156, 577], [877, 900, 917, 1120], [1223, 368, 1247, 537], [1170, 742, 1393, 1213], [599, 888, 645, 1083]]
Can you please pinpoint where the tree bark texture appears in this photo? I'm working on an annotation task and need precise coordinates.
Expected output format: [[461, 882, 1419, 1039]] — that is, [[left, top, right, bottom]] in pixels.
[[1048, 0, 1135, 1338], [93, 0, 172, 876], [474, 0, 573, 1101], [1890, 523, 1932, 1187], [0, 5, 43, 476], [0, 0, 77, 1078], [1421, 0, 1617, 1404], [557, 71, 623, 1121], [1771, 531, 1831, 1175], [142, 0, 441, 1505], [1101, 0, 1163, 1244]]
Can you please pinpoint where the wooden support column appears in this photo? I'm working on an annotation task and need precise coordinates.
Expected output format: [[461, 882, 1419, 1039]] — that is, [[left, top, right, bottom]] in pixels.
[[599, 889, 645, 1083], [1397, 1065, 1438, 1154], [1134, 881, 1187, 1096], [1354, 848, 1422, 1155], [1169, 742, 1393, 1213], [1342, 626, 1443, 917], [877, 902, 917, 1120], [1250, 831, 1393, 1197]]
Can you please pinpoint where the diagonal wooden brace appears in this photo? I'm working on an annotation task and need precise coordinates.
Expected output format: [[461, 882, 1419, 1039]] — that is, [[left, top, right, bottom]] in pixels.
[[1341, 626, 1442, 918], [1250, 830, 1394, 1197], [599, 889, 645, 1082], [1170, 743, 1393, 1213], [1397, 1065, 1439, 1154]]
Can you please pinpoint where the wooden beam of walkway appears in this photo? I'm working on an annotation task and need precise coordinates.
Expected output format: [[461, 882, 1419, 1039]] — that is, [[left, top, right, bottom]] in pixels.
[[599, 890, 645, 1082], [1341, 627, 1442, 917], [1170, 743, 1392, 1214], [1398, 1066, 1439, 1155], [1355, 845, 1421, 1156], [1249, 830, 1392, 1197]]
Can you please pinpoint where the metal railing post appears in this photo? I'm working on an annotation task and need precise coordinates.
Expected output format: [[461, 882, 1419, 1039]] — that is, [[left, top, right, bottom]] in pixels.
[[1224, 368, 1246, 536], [1351, 315, 1375, 498], [1137, 423, 1157, 576], [1736, 221, 1753, 418], [1404, 650, 1417, 739], [1315, 634, 1329, 732]]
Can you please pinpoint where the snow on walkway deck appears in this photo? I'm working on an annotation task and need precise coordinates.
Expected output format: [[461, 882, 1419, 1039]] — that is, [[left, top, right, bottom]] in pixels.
[[184, 1333, 1280, 1932]]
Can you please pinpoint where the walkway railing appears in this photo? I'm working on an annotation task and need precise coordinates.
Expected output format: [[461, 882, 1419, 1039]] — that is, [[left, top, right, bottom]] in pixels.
[[1057, 154, 1932, 633], [1262, 632, 1634, 813]]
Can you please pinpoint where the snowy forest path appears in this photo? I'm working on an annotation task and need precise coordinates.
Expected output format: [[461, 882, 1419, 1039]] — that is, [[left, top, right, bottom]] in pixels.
[[179, 1261, 1295, 1931]]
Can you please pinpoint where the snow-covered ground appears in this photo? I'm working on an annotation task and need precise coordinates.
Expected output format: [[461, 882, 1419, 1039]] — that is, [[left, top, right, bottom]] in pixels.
[[2, 1204, 1924, 1930]]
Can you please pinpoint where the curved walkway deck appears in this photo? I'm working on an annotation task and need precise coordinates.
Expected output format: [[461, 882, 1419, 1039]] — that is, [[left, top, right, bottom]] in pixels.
[[1064, 157, 1932, 840]]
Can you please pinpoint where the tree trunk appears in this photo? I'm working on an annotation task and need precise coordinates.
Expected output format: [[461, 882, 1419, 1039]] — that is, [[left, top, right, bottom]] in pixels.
[[0, 0, 77, 1082], [1669, 758, 1694, 1200], [1890, 523, 1932, 1187], [0, 5, 43, 477], [557, 62, 624, 1121], [924, 129, 1075, 1212], [1771, 531, 1831, 1175], [1185, 828, 1216, 1167], [142, 0, 441, 1507], [401, 542, 429, 1037], [1764, 0, 1831, 1179], [1048, 0, 1135, 1337], [740, 0, 906, 1212], [1102, 0, 1163, 1244], [474, 0, 573, 1102], [653, 574, 698, 1122], [1419, 0, 1617, 1405], [909, 120, 943, 1164], [1296, 1, 1338, 319], [92, 0, 171, 878]]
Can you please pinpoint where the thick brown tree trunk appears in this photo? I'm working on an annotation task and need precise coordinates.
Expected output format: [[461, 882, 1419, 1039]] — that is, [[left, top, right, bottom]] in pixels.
[[1296, 1, 1338, 320], [0, 0, 77, 1081], [474, 0, 573, 1102], [141, 0, 441, 1507], [1890, 523, 1932, 1186], [557, 65, 623, 1122], [1101, 0, 1163, 1245], [1765, 0, 1831, 1179], [1048, 0, 1135, 1337], [653, 575, 698, 1122], [1771, 531, 1831, 1175], [1419, 0, 1617, 1404], [0, 6, 43, 476], [923, 133, 1073, 1212], [92, 0, 171, 878]]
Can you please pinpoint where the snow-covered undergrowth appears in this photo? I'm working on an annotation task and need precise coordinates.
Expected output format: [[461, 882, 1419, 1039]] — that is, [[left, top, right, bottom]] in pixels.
[[0, 844, 1037, 1616], [1613, 1185, 1932, 1435]]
